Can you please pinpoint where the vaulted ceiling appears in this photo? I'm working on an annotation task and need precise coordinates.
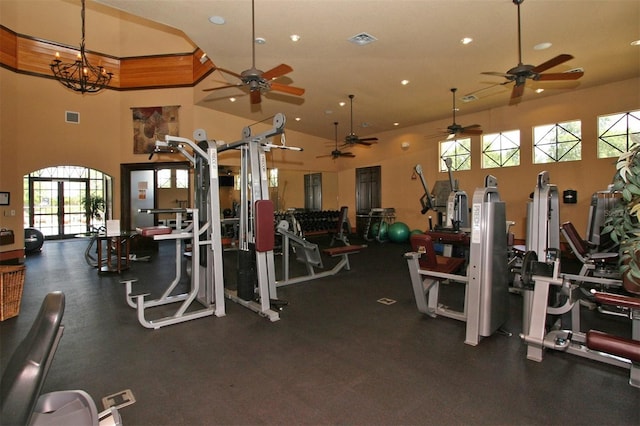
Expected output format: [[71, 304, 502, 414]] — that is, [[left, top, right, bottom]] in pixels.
[[97, 0, 639, 141]]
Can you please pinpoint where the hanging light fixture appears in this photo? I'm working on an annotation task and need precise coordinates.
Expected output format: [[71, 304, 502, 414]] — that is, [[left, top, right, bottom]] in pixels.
[[50, 0, 112, 93]]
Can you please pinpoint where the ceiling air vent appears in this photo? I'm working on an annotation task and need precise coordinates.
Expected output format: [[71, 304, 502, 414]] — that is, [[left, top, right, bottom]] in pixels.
[[348, 32, 377, 46], [565, 67, 584, 74], [461, 94, 479, 103]]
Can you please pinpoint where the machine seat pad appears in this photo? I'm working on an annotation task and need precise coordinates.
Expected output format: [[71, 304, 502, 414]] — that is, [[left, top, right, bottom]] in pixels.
[[593, 292, 640, 310], [323, 245, 364, 257], [136, 226, 172, 237], [410, 233, 465, 275], [586, 330, 640, 363]]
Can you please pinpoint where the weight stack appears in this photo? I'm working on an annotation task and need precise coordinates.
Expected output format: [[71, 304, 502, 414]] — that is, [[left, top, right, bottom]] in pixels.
[[236, 246, 256, 301]]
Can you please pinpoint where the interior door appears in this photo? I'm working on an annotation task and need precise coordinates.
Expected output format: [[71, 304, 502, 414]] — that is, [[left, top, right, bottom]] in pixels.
[[356, 166, 381, 214], [304, 173, 322, 211]]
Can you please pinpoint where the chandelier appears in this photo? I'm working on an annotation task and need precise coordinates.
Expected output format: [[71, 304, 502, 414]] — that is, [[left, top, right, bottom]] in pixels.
[[50, 0, 113, 93]]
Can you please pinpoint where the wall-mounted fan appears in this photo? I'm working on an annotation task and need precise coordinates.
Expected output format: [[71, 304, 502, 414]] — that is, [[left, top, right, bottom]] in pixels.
[[344, 94, 378, 146], [481, 0, 583, 104], [438, 88, 482, 139], [202, 0, 305, 104], [317, 122, 355, 159]]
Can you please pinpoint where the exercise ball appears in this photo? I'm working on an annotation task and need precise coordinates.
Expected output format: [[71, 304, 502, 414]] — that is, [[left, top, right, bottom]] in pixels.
[[24, 228, 44, 253], [388, 222, 410, 243], [410, 229, 424, 236], [370, 221, 389, 240]]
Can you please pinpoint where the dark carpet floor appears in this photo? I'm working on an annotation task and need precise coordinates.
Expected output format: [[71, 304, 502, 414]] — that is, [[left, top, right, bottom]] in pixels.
[[1, 235, 638, 425]]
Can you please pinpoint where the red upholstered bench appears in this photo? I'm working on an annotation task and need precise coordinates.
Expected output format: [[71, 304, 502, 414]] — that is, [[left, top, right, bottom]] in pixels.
[[323, 245, 364, 257], [410, 234, 465, 275], [136, 226, 172, 237], [586, 292, 640, 363]]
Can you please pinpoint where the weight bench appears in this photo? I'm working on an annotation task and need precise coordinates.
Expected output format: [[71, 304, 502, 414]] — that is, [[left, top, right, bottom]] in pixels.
[[586, 291, 640, 388], [0, 292, 122, 425], [406, 234, 466, 318], [276, 222, 365, 287]]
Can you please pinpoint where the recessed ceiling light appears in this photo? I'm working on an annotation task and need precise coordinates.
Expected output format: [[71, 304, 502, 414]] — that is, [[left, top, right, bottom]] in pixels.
[[535, 88, 544, 94], [255, 37, 266, 44], [339, 102, 346, 107], [534, 42, 552, 50], [460, 37, 473, 45], [631, 39, 640, 46], [229, 97, 236, 102], [295, 117, 301, 121], [290, 34, 301, 42], [393, 122, 400, 126], [401, 79, 410, 85], [208, 16, 225, 25]]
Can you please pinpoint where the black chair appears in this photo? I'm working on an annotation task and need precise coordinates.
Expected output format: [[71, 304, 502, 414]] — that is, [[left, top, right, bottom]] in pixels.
[[0, 291, 122, 425]]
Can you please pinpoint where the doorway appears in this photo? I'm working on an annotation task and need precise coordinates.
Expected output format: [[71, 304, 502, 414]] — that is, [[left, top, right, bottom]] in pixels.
[[24, 166, 112, 238]]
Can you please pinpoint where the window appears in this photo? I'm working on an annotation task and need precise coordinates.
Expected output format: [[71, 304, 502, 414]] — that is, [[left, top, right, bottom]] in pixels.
[[157, 169, 172, 188], [533, 120, 581, 164], [597, 110, 640, 158], [157, 168, 188, 188], [268, 168, 278, 188], [482, 130, 520, 168], [176, 169, 189, 188], [439, 138, 471, 171]]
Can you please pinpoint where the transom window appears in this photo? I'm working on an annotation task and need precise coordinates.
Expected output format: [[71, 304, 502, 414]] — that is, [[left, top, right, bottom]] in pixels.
[[533, 120, 582, 164], [597, 110, 640, 158], [482, 130, 520, 169], [439, 138, 471, 171], [157, 168, 189, 188]]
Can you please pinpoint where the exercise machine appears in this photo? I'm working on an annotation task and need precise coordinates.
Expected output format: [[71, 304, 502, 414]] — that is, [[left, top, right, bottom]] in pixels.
[[443, 157, 469, 231], [123, 130, 226, 329], [405, 175, 510, 346], [519, 172, 639, 387], [275, 220, 364, 287], [0, 292, 122, 425], [362, 207, 396, 242], [222, 114, 302, 321], [518, 253, 639, 387]]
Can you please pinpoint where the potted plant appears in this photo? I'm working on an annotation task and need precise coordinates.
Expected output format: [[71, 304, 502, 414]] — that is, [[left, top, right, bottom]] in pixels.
[[602, 142, 640, 295], [82, 194, 105, 229]]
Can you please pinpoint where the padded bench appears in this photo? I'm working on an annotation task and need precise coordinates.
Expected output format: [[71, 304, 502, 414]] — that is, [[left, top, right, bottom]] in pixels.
[[323, 244, 364, 257], [136, 226, 173, 237], [411, 234, 465, 275], [586, 292, 640, 364]]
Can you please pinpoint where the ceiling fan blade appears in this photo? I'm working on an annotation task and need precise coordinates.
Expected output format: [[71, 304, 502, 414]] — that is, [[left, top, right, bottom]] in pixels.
[[482, 71, 515, 79], [212, 67, 244, 80], [270, 82, 305, 96], [358, 137, 378, 142], [510, 83, 525, 104], [250, 90, 262, 104], [461, 127, 483, 135], [202, 83, 243, 92], [462, 124, 481, 130], [316, 154, 333, 158], [355, 140, 374, 146], [532, 54, 573, 73], [262, 63, 293, 81], [537, 71, 584, 81], [340, 152, 356, 158]]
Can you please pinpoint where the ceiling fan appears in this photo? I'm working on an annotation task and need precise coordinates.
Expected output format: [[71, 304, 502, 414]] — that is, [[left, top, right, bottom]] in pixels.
[[439, 88, 482, 140], [317, 122, 355, 159], [481, 0, 583, 104], [343, 94, 378, 146], [201, 0, 305, 104]]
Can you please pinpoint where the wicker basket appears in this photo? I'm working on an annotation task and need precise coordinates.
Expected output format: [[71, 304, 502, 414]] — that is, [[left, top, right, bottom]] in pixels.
[[0, 265, 26, 321]]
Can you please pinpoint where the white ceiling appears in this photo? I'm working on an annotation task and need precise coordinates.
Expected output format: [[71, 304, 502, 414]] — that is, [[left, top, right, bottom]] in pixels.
[[96, 0, 639, 141]]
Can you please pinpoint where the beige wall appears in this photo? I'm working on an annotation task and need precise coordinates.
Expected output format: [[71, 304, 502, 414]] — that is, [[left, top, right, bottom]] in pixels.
[[1, 0, 639, 258], [336, 78, 640, 239]]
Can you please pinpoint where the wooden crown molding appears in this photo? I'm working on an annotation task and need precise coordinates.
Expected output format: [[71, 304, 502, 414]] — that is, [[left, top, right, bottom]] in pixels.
[[0, 25, 214, 90]]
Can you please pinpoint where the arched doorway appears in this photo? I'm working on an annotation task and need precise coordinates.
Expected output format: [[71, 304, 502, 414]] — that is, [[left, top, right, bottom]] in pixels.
[[24, 166, 113, 239]]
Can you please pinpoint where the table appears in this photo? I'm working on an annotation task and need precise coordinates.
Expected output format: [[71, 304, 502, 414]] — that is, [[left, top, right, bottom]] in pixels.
[[97, 234, 130, 273]]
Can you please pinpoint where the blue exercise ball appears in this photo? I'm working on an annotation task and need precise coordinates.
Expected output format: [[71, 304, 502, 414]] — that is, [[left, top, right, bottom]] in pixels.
[[388, 222, 410, 243]]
